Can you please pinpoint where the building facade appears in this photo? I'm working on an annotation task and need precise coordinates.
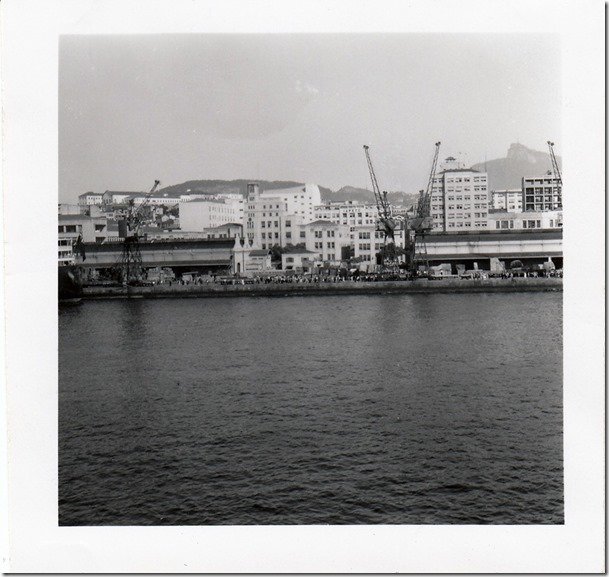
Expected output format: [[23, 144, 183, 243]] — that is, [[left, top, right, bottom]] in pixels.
[[491, 189, 523, 212], [303, 220, 351, 265], [245, 182, 322, 249], [78, 192, 104, 206], [429, 163, 490, 232], [488, 210, 563, 231], [179, 197, 244, 232], [522, 174, 562, 212]]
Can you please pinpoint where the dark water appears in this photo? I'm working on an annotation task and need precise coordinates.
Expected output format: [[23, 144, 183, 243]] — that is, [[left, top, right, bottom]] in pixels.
[[59, 293, 563, 525]]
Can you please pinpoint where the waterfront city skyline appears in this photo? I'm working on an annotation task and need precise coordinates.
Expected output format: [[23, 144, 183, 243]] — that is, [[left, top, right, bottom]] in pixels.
[[59, 33, 561, 204]]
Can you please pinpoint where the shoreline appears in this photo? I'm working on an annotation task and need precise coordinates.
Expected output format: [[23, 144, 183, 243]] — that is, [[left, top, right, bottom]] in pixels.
[[80, 277, 563, 300]]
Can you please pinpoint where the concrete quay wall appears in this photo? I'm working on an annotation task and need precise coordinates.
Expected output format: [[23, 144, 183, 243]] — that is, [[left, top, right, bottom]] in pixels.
[[83, 277, 562, 299]]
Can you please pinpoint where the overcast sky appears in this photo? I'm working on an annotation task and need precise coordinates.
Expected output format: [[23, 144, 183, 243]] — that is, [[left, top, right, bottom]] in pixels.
[[59, 33, 561, 203]]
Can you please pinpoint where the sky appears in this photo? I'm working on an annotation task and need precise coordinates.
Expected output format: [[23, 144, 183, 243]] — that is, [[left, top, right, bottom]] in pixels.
[[59, 33, 561, 203]]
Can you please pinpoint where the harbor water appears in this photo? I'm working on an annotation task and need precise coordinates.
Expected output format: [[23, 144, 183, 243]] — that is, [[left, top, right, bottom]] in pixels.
[[59, 292, 563, 525]]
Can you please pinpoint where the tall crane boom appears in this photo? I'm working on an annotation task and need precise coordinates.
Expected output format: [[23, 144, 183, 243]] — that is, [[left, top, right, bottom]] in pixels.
[[116, 179, 160, 285], [124, 179, 161, 240], [407, 141, 441, 276], [414, 141, 441, 225], [363, 145, 400, 273], [547, 141, 562, 186], [363, 145, 393, 222]]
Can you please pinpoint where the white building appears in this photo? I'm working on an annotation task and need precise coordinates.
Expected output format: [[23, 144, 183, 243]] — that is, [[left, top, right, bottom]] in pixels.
[[179, 197, 245, 232], [429, 160, 490, 232], [314, 200, 378, 227], [491, 189, 523, 212], [245, 182, 322, 249], [78, 192, 104, 206], [303, 220, 351, 265], [281, 249, 317, 272], [488, 210, 563, 231]]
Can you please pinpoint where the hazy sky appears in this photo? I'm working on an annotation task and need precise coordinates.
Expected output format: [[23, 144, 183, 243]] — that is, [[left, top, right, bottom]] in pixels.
[[59, 33, 561, 203]]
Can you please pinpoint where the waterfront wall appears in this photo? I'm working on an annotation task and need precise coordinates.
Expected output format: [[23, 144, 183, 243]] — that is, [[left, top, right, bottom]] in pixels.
[[82, 277, 563, 299]]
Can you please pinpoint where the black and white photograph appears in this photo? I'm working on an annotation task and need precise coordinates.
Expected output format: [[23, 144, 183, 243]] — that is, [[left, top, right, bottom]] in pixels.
[[2, 0, 605, 573]]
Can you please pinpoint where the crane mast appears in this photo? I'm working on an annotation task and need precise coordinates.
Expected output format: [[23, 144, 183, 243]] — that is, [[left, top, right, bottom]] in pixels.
[[408, 141, 441, 276], [118, 179, 161, 285], [547, 141, 562, 202], [363, 145, 400, 273]]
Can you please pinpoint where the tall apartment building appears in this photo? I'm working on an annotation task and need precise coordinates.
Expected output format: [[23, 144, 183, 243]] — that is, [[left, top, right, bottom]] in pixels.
[[245, 183, 322, 249], [522, 174, 562, 212], [429, 160, 490, 231]]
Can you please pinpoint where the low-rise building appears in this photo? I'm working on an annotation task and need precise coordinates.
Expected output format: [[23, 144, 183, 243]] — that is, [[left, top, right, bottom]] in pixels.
[[488, 210, 563, 231], [78, 192, 104, 206], [58, 214, 110, 244], [281, 248, 317, 272]]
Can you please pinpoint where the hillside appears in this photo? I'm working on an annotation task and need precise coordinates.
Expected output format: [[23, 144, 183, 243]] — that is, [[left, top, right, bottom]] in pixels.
[[159, 179, 333, 198], [470, 143, 562, 190], [158, 179, 419, 207]]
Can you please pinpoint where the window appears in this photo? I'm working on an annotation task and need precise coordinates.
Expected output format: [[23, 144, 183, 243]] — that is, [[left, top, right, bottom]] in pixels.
[[285, 220, 291, 227], [300, 231, 306, 239], [286, 257, 294, 263]]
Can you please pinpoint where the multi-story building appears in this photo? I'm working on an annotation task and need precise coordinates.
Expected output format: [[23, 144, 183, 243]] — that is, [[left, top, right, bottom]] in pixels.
[[429, 160, 490, 232], [78, 192, 104, 207], [351, 224, 407, 271], [314, 200, 378, 227], [245, 182, 322, 249], [58, 238, 75, 266], [522, 174, 562, 212], [179, 197, 244, 231], [491, 189, 523, 212], [303, 220, 351, 264], [58, 214, 110, 244]]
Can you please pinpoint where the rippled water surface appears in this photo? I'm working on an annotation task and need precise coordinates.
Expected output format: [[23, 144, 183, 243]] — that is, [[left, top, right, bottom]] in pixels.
[[59, 293, 563, 525]]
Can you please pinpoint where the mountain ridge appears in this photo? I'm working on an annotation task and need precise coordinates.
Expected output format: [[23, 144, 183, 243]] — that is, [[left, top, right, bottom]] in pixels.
[[155, 143, 560, 204]]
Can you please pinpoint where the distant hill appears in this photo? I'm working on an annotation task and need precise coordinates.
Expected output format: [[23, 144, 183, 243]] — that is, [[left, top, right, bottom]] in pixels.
[[159, 179, 333, 198], [471, 143, 562, 190], [322, 186, 420, 208]]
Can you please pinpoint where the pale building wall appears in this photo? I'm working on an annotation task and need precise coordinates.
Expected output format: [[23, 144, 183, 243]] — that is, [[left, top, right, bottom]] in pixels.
[[489, 210, 563, 231], [491, 189, 523, 212], [179, 198, 244, 232], [245, 182, 322, 250], [304, 221, 351, 264], [430, 169, 489, 232]]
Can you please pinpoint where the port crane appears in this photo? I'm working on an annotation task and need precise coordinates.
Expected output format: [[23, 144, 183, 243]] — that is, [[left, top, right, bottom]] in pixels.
[[363, 145, 403, 273], [116, 179, 161, 284], [547, 141, 562, 206], [408, 141, 441, 275]]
